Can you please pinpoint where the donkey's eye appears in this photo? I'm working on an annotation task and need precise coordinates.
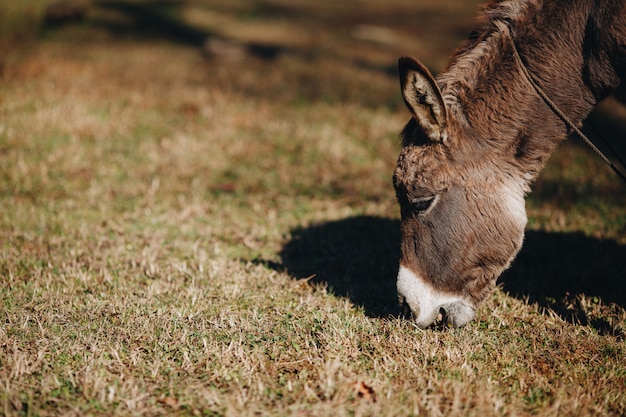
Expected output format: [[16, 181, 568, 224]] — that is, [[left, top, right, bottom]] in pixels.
[[411, 195, 437, 213]]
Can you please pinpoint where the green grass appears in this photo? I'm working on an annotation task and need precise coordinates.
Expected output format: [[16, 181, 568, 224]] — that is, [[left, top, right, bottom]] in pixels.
[[1, 1, 625, 416]]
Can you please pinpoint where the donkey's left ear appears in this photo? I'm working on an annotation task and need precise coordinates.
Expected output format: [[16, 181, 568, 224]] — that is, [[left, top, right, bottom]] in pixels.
[[399, 57, 447, 142]]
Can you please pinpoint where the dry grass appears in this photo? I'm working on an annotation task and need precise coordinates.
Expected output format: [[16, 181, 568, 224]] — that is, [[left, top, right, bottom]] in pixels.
[[1, 1, 625, 416]]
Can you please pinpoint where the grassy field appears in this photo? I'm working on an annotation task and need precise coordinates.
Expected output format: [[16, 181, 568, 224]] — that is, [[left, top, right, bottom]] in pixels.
[[1, 1, 625, 416]]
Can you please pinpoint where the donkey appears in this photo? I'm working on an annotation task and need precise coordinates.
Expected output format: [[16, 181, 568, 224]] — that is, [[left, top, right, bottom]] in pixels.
[[394, 0, 625, 328]]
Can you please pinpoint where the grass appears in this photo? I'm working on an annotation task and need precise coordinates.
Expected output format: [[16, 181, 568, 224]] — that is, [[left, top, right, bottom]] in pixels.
[[1, 0, 625, 416]]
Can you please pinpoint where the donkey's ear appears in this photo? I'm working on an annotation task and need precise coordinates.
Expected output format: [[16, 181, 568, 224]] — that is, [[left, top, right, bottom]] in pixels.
[[399, 56, 447, 142]]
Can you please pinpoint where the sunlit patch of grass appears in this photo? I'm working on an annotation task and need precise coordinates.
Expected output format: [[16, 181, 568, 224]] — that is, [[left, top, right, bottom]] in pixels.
[[0, 1, 625, 416]]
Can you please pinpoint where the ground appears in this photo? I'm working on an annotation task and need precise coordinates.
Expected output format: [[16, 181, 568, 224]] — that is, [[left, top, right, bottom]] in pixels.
[[1, 1, 625, 416]]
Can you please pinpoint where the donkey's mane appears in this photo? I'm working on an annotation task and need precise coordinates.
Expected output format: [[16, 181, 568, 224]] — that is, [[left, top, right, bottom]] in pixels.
[[437, 0, 538, 117], [459, 0, 535, 54]]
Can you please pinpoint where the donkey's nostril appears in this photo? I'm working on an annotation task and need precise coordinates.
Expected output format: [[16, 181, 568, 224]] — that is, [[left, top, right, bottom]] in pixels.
[[439, 301, 476, 328], [438, 307, 447, 324], [438, 306, 456, 329]]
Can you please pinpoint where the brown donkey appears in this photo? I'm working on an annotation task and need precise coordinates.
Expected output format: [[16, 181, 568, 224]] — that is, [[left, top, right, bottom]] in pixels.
[[394, 0, 625, 327]]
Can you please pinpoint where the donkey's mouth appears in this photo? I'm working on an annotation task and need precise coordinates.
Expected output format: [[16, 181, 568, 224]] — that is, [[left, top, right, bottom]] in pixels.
[[398, 295, 413, 318], [396, 266, 476, 328], [438, 302, 476, 328], [398, 293, 475, 329]]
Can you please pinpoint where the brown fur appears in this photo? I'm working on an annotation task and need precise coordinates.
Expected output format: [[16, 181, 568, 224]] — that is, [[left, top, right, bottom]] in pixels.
[[394, 0, 625, 320]]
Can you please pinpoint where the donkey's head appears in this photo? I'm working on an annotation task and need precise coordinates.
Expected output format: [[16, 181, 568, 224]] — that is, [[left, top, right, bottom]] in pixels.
[[393, 57, 528, 328]]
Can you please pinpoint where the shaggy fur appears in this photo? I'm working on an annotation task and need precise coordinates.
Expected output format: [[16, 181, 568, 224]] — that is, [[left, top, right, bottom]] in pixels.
[[394, 0, 625, 325]]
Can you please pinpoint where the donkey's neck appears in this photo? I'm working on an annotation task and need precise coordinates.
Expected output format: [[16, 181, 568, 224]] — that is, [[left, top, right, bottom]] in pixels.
[[438, 0, 624, 186]]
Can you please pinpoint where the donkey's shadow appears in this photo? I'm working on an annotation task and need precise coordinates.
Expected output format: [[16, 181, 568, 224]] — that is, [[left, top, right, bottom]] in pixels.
[[278, 216, 401, 318], [501, 230, 626, 330], [277, 215, 626, 325]]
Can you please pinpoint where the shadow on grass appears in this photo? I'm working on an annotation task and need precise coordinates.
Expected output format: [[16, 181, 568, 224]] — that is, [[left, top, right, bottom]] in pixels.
[[272, 216, 626, 328], [501, 230, 626, 333], [278, 216, 401, 318]]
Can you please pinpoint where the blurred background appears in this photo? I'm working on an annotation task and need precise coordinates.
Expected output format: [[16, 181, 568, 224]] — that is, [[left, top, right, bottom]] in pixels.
[[0, 0, 494, 124]]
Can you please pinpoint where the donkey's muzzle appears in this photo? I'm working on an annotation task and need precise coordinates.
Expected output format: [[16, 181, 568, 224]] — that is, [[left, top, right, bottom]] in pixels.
[[396, 265, 476, 328], [438, 302, 476, 328]]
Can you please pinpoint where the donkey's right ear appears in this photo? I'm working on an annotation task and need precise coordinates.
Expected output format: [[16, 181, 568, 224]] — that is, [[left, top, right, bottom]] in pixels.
[[398, 57, 447, 142]]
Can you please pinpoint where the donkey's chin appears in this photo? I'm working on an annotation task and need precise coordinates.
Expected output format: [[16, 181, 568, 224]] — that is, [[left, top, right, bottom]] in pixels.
[[396, 265, 475, 328]]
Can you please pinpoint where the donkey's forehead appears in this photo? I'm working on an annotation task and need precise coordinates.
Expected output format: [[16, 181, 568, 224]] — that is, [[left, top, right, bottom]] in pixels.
[[394, 143, 452, 193], [397, 141, 446, 162]]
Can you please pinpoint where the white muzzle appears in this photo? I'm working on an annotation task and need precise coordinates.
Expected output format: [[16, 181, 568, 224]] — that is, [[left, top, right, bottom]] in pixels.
[[396, 265, 475, 328]]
